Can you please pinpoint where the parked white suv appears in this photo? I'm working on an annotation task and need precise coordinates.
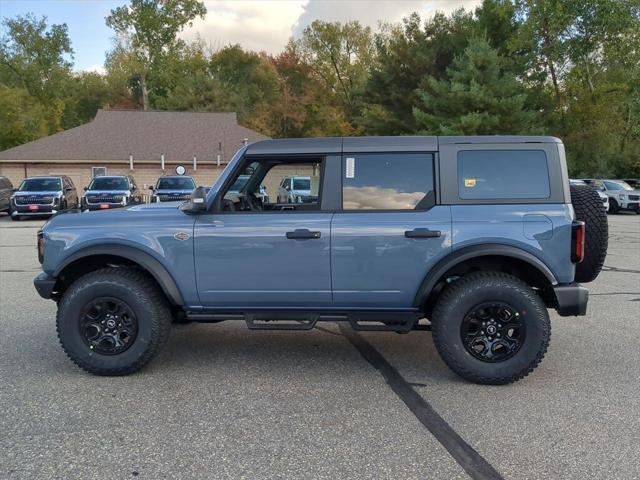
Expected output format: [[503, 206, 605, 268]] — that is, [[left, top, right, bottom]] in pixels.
[[585, 179, 640, 214], [277, 176, 317, 204]]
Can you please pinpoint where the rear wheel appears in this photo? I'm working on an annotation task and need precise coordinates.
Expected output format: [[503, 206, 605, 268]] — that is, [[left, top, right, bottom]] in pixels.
[[570, 184, 608, 283], [431, 272, 550, 385], [56, 267, 172, 375]]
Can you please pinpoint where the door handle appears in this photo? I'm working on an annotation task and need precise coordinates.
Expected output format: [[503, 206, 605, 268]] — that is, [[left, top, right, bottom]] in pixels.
[[404, 228, 441, 238], [286, 229, 321, 240]]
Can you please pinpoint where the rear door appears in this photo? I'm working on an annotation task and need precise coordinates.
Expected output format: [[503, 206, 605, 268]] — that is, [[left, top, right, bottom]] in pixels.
[[331, 152, 451, 308]]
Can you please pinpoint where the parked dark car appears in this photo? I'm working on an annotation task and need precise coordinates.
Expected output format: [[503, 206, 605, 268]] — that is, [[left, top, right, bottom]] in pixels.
[[150, 175, 196, 202], [81, 175, 143, 211], [0, 176, 14, 214], [11, 175, 78, 221]]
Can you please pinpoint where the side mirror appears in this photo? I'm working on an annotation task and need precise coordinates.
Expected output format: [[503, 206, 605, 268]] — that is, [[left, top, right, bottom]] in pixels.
[[83, 186, 88, 191], [149, 186, 155, 191], [65, 187, 73, 192], [184, 186, 207, 213]]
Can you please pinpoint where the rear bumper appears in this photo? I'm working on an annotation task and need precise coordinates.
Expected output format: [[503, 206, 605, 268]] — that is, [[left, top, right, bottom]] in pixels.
[[34, 272, 56, 299], [554, 283, 588, 316]]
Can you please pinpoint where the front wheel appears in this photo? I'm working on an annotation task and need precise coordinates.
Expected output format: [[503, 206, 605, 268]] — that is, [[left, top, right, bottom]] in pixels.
[[608, 198, 619, 214], [56, 267, 172, 375], [431, 271, 550, 385]]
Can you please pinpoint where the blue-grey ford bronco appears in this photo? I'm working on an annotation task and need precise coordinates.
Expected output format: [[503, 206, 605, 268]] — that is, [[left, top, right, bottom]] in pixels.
[[34, 136, 608, 384]]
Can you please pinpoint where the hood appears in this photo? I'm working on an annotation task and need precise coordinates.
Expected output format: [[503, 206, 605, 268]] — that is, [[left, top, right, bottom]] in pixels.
[[13, 190, 61, 197]]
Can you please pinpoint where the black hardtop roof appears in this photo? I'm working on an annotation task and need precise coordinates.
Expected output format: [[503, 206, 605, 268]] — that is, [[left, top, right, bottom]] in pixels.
[[245, 135, 562, 155]]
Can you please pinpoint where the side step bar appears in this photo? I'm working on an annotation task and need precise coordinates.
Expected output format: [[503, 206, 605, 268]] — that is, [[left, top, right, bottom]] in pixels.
[[186, 311, 426, 332]]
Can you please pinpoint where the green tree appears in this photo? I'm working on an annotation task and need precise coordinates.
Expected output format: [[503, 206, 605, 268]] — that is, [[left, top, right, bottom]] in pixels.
[[0, 14, 74, 133], [413, 36, 539, 135], [105, 0, 206, 110], [0, 85, 48, 150], [296, 20, 374, 123]]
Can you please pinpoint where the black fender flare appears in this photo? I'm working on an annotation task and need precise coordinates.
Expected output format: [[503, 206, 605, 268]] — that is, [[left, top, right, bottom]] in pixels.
[[54, 245, 184, 305], [412, 244, 558, 308]]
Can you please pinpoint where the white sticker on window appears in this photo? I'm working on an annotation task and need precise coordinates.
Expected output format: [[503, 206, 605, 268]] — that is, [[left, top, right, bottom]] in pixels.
[[346, 157, 355, 178]]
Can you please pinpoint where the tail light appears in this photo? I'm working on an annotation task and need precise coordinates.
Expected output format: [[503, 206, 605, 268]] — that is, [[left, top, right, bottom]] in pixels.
[[571, 221, 585, 263], [37, 230, 44, 264]]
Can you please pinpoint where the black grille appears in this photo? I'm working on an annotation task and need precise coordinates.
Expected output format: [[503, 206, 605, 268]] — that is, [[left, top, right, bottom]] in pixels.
[[628, 194, 639, 201], [15, 196, 54, 205], [86, 195, 123, 204], [158, 195, 190, 202]]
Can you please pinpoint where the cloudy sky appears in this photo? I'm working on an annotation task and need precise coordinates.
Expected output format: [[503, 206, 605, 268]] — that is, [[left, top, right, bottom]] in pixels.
[[0, 0, 480, 72]]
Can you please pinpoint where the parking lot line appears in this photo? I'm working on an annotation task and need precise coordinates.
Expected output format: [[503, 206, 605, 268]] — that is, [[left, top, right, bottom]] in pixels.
[[340, 325, 504, 480]]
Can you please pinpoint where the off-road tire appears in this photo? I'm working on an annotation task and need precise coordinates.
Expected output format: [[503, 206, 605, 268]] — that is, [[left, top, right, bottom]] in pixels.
[[570, 184, 608, 283], [431, 272, 550, 385], [56, 267, 172, 375]]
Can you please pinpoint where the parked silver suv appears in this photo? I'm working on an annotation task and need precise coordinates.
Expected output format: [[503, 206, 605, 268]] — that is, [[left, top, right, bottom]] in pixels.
[[585, 179, 640, 214]]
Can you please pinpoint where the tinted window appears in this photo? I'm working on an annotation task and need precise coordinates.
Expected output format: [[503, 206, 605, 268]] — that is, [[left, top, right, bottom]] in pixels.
[[293, 178, 310, 190], [458, 150, 550, 199], [342, 153, 435, 210], [229, 175, 249, 192], [604, 180, 633, 191], [19, 178, 62, 191], [88, 177, 129, 190], [156, 177, 196, 189]]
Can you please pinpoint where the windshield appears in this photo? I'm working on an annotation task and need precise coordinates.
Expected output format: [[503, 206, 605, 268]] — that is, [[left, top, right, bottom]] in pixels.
[[229, 175, 250, 192], [293, 178, 311, 190], [604, 180, 633, 191], [88, 177, 129, 190], [18, 178, 61, 192], [156, 177, 195, 190]]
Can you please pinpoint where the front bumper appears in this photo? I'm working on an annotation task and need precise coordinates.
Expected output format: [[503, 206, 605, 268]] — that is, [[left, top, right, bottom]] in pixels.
[[84, 203, 126, 211], [12, 207, 58, 216], [554, 283, 588, 316], [620, 202, 639, 211], [34, 272, 56, 299]]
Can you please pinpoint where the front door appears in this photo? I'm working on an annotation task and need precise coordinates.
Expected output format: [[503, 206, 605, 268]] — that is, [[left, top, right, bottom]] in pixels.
[[331, 152, 451, 308], [194, 158, 332, 308]]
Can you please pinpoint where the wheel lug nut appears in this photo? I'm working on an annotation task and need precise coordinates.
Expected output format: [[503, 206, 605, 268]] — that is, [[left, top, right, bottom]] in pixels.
[[480, 330, 484, 335], [482, 322, 486, 326], [488, 337, 493, 341], [497, 333, 501, 337], [498, 324, 502, 328]]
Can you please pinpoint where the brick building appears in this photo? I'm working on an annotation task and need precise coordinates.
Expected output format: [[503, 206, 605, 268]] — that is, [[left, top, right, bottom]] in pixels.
[[0, 109, 268, 190]]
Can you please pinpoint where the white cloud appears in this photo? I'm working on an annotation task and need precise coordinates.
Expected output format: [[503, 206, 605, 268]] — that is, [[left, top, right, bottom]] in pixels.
[[182, 0, 307, 54], [182, 0, 482, 55], [82, 64, 107, 75]]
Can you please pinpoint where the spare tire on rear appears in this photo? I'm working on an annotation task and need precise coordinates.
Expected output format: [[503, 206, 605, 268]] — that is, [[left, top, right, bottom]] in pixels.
[[570, 184, 608, 283]]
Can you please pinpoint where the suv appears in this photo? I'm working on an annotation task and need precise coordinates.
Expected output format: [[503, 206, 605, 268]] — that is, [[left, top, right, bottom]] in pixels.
[[277, 175, 316, 204], [82, 175, 142, 211], [150, 176, 196, 202], [11, 175, 78, 220], [0, 176, 14, 214], [33, 136, 608, 384], [585, 179, 640, 214]]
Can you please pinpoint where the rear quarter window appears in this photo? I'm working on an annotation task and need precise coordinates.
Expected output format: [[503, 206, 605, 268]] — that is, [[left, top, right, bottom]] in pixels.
[[458, 150, 550, 200]]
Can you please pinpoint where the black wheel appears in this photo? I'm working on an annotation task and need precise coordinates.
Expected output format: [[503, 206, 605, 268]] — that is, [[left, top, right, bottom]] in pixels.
[[431, 272, 550, 385], [608, 198, 619, 214], [570, 184, 608, 283], [56, 267, 172, 375], [11, 214, 20, 221]]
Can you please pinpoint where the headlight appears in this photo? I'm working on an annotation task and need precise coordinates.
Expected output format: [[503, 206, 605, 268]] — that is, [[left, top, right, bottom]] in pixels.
[[53, 195, 61, 205], [619, 194, 626, 200], [152, 195, 158, 203], [122, 196, 129, 205]]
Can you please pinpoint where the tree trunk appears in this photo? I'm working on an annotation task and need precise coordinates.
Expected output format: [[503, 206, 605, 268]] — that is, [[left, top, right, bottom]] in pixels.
[[140, 73, 150, 111]]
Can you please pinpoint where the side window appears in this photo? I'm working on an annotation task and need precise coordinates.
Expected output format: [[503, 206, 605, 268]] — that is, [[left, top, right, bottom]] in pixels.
[[223, 160, 323, 212], [342, 153, 435, 210], [458, 150, 550, 200]]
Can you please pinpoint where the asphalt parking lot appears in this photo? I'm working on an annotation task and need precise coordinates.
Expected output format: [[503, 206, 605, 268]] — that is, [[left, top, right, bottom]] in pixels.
[[1, 213, 639, 480]]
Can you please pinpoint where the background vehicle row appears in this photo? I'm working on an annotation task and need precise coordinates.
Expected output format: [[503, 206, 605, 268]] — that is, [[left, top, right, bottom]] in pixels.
[[4, 174, 201, 220]]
